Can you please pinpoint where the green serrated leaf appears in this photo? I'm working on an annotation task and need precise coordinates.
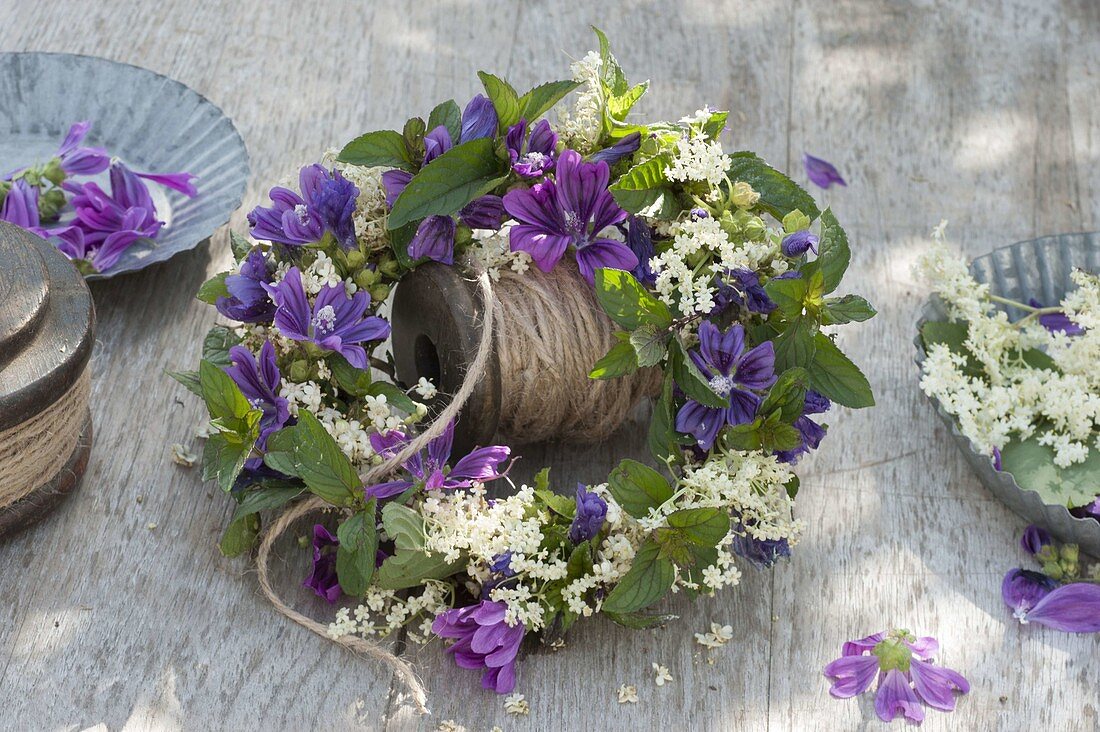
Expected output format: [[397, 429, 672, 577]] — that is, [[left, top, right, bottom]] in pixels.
[[199, 360, 252, 422], [229, 483, 305, 524], [328, 352, 373, 396], [999, 435, 1100, 508], [773, 317, 818, 372], [229, 230, 252, 262], [336, 503, 380, 597], [765, 277, 809, 319], [669, 337, 726, 408], [804, 209, 850, 294], [427, 99, 462, 142], [630, 324, 668, 368], [338, 129, 414, 171], [607, 459, 673, 519], [589, 339, 639, 379], [604, 610, 679, 630], [167, 369, 202, 397], [519, 80, 580, 122], [822, 294, 877, 325], [610, 186, 673, 215], [648, 372, 688, 463], [726, 151, 820, 222], [219, 513, 261, 557], [262, 411, 361, 505], [387, 138, 504, 229], [381, 502, 426, 551], [592, 26, 629, 96], [610, 156, 668, 191], [201, 325, 242, 368], [536, 488, 577, 518], [601, 541, 675, 613], [808, 333, 874, 408], [196, 271, 229, 304], [608, 81, 648, 120], [721, 420, 764, 451], [757, 411, 804, 451], [202, 433, 252, 493], [666, 507, 730, 547], [375, 549, 465, 590], [477, 71, 522, 130], [760, 367, 809, 422], [701, 110, 728, 141], [593, 268, 673, 330]]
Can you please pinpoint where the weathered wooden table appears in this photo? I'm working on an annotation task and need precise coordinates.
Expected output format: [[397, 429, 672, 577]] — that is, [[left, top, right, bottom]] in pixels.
[[2, 2, 1098, 729]]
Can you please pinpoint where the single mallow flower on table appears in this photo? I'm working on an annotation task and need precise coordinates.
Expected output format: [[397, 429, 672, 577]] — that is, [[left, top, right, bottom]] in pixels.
[[223, 341, 290, 448], [823, 629, 969, 724], [1002, 569, 1100, 632], [802, 153, 847, 189], [675, 321, 776, 450], [263, 267, 390, 369], [363, 420, 510, 498], [432, 599, 524, 694], [503, 148, 637, 283]]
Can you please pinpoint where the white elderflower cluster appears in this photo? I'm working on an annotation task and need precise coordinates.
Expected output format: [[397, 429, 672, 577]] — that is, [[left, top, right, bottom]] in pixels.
[[327, 581, 451, 644], [274, 251, 353, 295], [280, 379, 324, 416], [462, 225, 532, 281], [694, 622, 734, 649], [316, 407, 376, 466], [362, 393, 403, 433], [665, 133, 731, 189], [321, 149, 391, 251], [917, 233, 1100, 467], [557, 51, 604, 153]]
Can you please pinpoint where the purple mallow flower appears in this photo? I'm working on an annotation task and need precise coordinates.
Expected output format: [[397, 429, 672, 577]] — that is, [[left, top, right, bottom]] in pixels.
[[713, 268, 776, 316], [224, 341, 290, 447], [1019, 524, 1052, 555], [802, 153, 847, 189], [408, 215, 457, 264], [0, 180, 48, 237], [304, 524, 342, 603], [56, 120, 110, 176], [503, 149, 637, 284], [730, 530, 790, 568], [674, 321, 777, 450], [432, 600, 524, 694], [589, 132, 641, 166], [460, 94, 498, 142], [776, 389, 830, 464], [216, 248, 277, 323], [823, 629, 969, 724], [506, 119, 558, 178], [621, 215, 656, 286], [363, 420, 510, 499], [459, 195, 505, 231], [569, 484, 608, 544], [381, 169, 413, 208], [1028, 298, 1085, 336], [1002, 569, 1100, 632], [248, 164, 359, 249], [781, 230, 818, 257], [423, 125, 454, 164], [263, 267, 390, 369]]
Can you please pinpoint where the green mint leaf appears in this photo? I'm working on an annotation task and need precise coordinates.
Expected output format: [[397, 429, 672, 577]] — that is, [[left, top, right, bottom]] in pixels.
[[387, 138, 504, 229], [808, 333, 874, 408], [593, 268, 673, 330], [648, 372, 688, 463], [604, 610, 679, 630], [665, 507, 730, 547], [338, 130, 414, 171], [701, 110, 728, 141], [589, 338, 639, 379], [201, 325, 242, 369], [822, 294, 877, 325], [328, 352, 373, 397], [726, 151, 820, 221], [427, 99, 462, 142], [202, 433, 252, 493], [167, 369, 202, 397], [381, 502, 426, 551], [229, 230, 252, 262], [760, 366, 809, 422], [262, 411, 361, 505], [336, 503, 380, 597], [199, 359, 252, 423], [365, 381, 416, 414], [592, 26, 629, 96], [601, 541, 675, 613], [519, 80, 580, 122], [773, 317, 818, 372], [375, 548, 464, 590], [229, 483, 305, 524], [219, 513, 261, 557], [477, 71, 522, 130], [607, 459, 673, 519], [803, 208, 850, 294], [610, 155, 668, 191], [629, 323, 668, 368], [764, 276, 809, 319], [607, 81, 648, 120], [195, 271, 230, 305]]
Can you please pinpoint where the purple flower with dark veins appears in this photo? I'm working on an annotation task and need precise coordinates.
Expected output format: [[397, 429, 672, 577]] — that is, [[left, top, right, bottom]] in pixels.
[[506, 118, 559, 178], [824, 629, 969, 724], [1001, 568, 1058, 621], [589, 132, 641, 166], [781, 230, 818, 257], [459, 195, 505, 231], [503, 149, 636, 283], [304, 524, 342, 603], [408, 215, 457, 264], [776, 389, 830, 464], [224, 341, 290, 447], [674, 321, 777, 450], [1003, 570, 1100, 632], [460, 94, 498, 142], [1028, 298, 1085, 336], [1019, 524, 1052, 556], [730, 530, 790, 568], [363, 420, 510, 498], [713, 268, 776, 316], [263, 267, 390, 369], [802, 153, 847, 189], [249, 164, 357, 248], [569, 484, 608, 544], [216, 248, 277, 323], [623, 215, 656, 286], [432, 600, 524, 694], [56, 120, 110, 176]]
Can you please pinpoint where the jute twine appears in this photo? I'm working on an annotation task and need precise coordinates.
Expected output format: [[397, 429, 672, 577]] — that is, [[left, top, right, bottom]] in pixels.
[[255, 263, 659, 713], [0, 370, 91, 511]]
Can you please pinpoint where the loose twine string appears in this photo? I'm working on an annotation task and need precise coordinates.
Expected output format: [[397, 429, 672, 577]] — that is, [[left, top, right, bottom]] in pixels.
[[0, 370, 91, 511], [254, 262, 659, 714]]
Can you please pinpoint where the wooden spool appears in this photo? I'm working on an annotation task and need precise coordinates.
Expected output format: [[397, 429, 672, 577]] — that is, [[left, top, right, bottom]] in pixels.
[[391, 263, 500, 458], [0, 222, 95, 539]]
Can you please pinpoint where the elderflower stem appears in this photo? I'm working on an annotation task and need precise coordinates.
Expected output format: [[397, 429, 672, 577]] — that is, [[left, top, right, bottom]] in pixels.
[[987, 294, 1061, 315]]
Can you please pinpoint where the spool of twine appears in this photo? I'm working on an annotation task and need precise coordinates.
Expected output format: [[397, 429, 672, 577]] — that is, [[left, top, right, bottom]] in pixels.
[[0, 370, 91, 513]]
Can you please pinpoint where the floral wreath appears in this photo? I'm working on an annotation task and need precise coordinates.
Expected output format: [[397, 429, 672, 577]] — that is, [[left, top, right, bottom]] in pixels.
[[172, 30, 875, 701]]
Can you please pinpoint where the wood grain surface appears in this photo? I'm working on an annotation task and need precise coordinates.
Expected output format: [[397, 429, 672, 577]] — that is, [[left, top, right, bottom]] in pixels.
[[1, 1, 1098, 730]]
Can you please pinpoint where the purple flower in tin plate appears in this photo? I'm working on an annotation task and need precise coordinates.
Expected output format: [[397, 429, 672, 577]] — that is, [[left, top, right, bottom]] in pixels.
[[304, 524, 342, 603], [802, 153, 847, 189], [363, 420, 511, 499], [224, 340, 290, 448], [823, 629, 969, 724], [264, 267, 390, 369], [674, 321, 777, 451], [0, 179, 48, 237], [55, 120, 110, 176], [506, 118, 558, 178], [432, 599, 524, 694], [503, 148, 637, 283], [1027, 298, 1085, 336]]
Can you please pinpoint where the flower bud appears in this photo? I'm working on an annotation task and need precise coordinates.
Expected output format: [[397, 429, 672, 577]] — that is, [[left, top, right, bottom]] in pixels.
[[729, 181, 760, 209], [1020, 524, 1052, 555], [289, 360, 310, 382], [345, 250, 366, 269], [355, 268, 378, 291], [379, 258, 402, 278], [369, 283, 391, 303]]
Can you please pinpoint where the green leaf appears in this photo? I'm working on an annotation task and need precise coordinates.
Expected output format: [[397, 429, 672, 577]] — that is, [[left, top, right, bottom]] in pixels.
[[808, 333, 874, 408], [607, 81, 648, 120], [629, 324, 668, 368], [387, 218, 421, 270], [669, 337, 726, 408], [701, 110, 728, 141], [167, 369, 202, 397], [365, 381, 417, 414], [477, 71, 522, 130], [229, 230, 252, 262], [427, 99, 462, 142], [999, 435, 1100, 508], [721, 420, 763, 451], [403, 117, 427, 151], [336, 503, 380, 597], [536, 488, 577, 518], [387, 138, 504, 229], [773, 317, 818, 372], [199, 360, 252, 423], [519, 80, 580, 122], [589, 339, 639, 379], [592, 26, 629, 96], [609, 185, 674, 215], [375, 549, 464, 590], [219, 514, 261, 557], [328, 353, 373, 396], [202, 325, 242, 368], [822, 294, 877, 325], [765, 276, 809, 319], [757, 411, 804, 451], [610, 156, 668, 191], [196, 272, 229, 304], [666, 508, 730, 547], [601, 541, 675, 613], [607, 459, 673, 519], [726, 151, 820, 221], [648, 372, 686, 463], [604, 610, 678, 630], [202, 433, 252, 493], [262, 411, 361, 505], [229, 483, 305, 523], [381, 502, 426, 551], [760, 367, 809, 422], [338, 129, 414, 171], [805, 209, 850, 294], [593, 268, 673, 330]]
